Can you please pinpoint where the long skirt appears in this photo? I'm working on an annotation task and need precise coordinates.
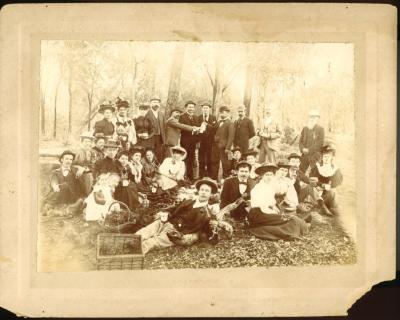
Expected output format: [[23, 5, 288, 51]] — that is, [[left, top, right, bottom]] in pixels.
[[247, 208, 310, 241], [114, 182, 140, 211]]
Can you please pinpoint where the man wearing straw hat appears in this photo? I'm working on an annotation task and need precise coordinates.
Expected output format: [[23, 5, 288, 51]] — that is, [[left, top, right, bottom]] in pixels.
[[299, 109, 325, 173]]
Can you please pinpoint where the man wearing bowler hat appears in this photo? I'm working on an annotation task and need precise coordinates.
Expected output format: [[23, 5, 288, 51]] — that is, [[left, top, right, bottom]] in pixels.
[[145, 97, 166, 161], [211, 105, 235, 181], [93, 101, 116, 139], [197, 102, 218, 179], [165, 107, 201, 153], [179, 100, 201, 181], [299, 109, 325, 173]]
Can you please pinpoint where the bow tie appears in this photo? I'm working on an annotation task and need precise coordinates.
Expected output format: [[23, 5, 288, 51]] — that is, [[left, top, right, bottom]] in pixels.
[[116, 121, 128, 127], [239, 181, 247, 185]]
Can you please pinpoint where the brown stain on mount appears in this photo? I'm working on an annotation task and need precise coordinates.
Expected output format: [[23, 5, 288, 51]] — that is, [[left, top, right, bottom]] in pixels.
[[172, 30, 201, 42]]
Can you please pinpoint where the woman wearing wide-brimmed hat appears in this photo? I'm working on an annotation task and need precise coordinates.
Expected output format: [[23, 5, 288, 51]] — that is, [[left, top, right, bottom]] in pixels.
[[93, 101, 116, 139], [247, 163, 310, 241], [158, 146, 187, 190]]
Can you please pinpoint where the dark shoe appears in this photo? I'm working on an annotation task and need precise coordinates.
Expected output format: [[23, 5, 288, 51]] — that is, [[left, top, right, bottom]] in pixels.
[[320, 204, 333, 217], [66, 198, 84, 216], [303, 213, 312, 223], [167, 230, 184, 244]]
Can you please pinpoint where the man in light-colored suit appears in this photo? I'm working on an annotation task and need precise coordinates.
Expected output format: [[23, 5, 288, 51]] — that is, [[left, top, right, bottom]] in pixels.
[[258, 107, 282, 164], [145, 97, 166, 161], [165, 107, 201, 153]]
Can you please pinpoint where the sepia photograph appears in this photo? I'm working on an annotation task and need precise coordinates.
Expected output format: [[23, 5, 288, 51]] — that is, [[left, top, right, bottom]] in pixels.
[[38, 40, 356, 272]]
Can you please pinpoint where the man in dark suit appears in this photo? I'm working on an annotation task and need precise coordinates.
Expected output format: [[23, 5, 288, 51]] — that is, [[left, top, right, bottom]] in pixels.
[[145, 97, 166, 162], [211, 106, 235, 180], [233, 105, 255, 154], [299, 109, 325, 173], [179, 101, 200, 181], [197, 102, 218, 178], [220, 161, 256, 221]]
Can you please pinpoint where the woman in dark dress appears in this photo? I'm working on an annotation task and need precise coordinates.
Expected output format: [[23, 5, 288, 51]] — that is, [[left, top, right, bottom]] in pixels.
[[113, 151, 141, 211], [247, 163, 310, 241], [133, 104, 154, 149], [93, 102, 116, 139]]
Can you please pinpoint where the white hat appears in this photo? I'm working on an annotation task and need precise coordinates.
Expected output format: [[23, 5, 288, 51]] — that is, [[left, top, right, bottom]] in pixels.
[[308, 109, 320, 117]]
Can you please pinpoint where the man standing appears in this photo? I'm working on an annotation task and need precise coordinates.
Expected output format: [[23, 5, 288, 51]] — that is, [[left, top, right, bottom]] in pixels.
[[197, 102, 218, 178], [113, 97, 137, 149], [145, 97, 166, 161], [165, 107, 200, 152], [299, 109, 324, 173], [179, 101, 200, 181], [233, 105, 255, 154], [211, 106, 235, 181], [220, 161, 256, 221], [258, 106, 282, 164]]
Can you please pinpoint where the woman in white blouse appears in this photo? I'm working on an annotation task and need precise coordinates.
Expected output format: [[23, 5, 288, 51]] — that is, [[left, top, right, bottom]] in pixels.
[[158, 146, 187, 190]]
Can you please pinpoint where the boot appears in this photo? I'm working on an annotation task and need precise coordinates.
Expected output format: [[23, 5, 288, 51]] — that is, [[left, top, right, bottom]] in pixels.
[[66, 198, 84, 216], [320, 204, 333, 217]]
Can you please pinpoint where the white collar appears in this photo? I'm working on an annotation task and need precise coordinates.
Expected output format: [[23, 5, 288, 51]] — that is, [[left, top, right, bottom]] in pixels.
[[193, 198, 209, 208], [316, 163, 338, 177]]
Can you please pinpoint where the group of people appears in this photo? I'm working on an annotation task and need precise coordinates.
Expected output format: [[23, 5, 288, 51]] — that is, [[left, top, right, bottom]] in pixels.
[[42, 96, 343, 256]]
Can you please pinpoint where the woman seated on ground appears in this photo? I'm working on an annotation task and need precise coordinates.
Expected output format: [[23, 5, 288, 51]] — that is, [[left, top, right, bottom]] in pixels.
[[247, 163, 310, 241], [275, 160, 299, 213], [139, 147, 159, 191], [305, 143, 343, 216], [113, 150, 141, 211], [158, 146, 187, 191], [243, 149, 261, 181], [84, 173, 116, 221]]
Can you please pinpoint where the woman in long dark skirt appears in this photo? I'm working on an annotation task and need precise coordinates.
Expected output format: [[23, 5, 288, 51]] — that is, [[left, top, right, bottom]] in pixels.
[[113, 151, 141, 211], [247, 163, 311, 241]]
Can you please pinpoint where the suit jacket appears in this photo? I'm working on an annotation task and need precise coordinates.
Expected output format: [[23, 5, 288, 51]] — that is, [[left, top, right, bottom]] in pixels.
[[196, 114, 218, 143], [145, 109, 166, 143], [47, 166, 84, 204], [233, 117, 255, 152], [179, 113, 200, 145], [165, 116, 195, 146], [259, 118, 282, 151], [168, 199, 211, 234], [299, 125, 324, 155], [214, 119, 235, 150], [220, 176, 256, 209]]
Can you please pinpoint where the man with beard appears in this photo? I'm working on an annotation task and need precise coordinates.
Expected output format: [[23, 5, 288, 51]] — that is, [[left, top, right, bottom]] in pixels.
[[91, 133, 106, 163], [233, 105, 255, 154], [145, 97, 166, 161], [220, 161, 256, 221], [197, 102, 218, 179], [113, 97, 137, 150], [299, 109, 325, 173], [165, 107, 200, 154], [258, 106, 282, 164], [211, 106, 235, 181], [179, 101, 201, 181]]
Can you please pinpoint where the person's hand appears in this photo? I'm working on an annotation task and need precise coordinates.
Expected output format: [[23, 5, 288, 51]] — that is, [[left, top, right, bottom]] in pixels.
[[52, 184, 60, 192], [324, 184, 331, 191], [76, 167, 85, 177], [302, 148, 309, 154]]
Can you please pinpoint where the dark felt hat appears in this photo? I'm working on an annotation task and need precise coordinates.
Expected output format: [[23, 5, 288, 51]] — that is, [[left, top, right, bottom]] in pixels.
[[170, 107, 184, 113], [59, 150, 75, 162], [277, 159, 291, 169], [235, 160, 252, 171], [201, 102, 213, 108], [232, 146, 242, 153], [131, 146, 144, 156], [255, 162, 278, 176], [287, 152, 301, 160], [115, 97, 130, 109], [98, 102, 115, 114], [321, 143, 336, 154], [103, 140, 120, 149], [243, 149, 259, 157], [219, 105, 230, 112], [195, 177, 219, 194], [138, 104, 150, 110]]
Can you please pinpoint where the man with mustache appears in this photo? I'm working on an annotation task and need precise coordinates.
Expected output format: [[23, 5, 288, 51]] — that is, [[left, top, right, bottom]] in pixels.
[[145, 97, 166, 161]]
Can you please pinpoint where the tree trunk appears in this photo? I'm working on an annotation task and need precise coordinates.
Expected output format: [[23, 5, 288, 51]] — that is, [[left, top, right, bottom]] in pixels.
[[53, 81, 61, 139], [243, 62, 253, 116], [67, 75, 73, 138], [87, 92, 92, 131], [166, 45, 185, 117]]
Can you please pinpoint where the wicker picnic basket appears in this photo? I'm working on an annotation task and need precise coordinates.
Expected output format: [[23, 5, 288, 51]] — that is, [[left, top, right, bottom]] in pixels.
[[102, 200, 141, 233], [96, 233, 144, 270]]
